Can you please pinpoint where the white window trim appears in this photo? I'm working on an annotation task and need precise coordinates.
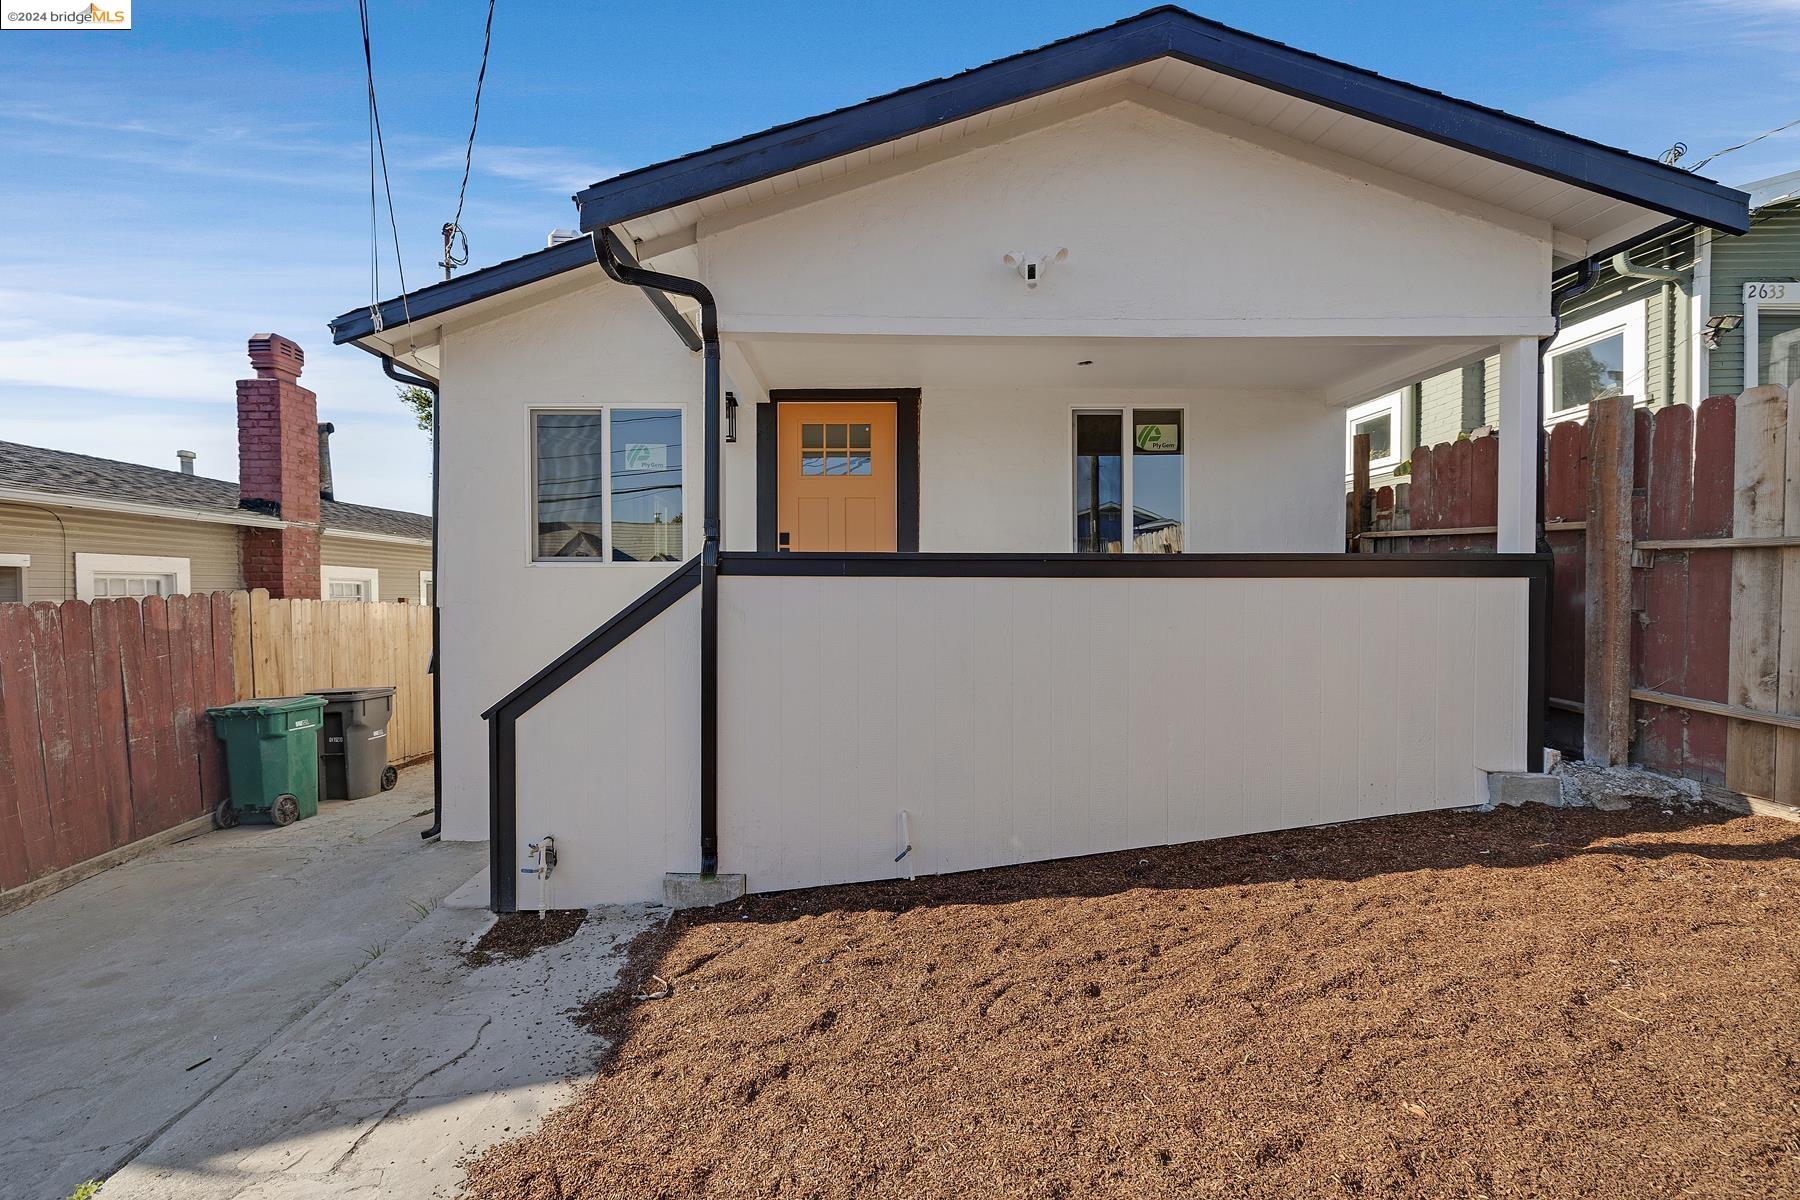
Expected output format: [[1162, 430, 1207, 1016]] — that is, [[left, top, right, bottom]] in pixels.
[[1743, 281, 1800, 390], [1542, 299, 1648, 427], [74, 553, 190, 601], [1344, 391, 1404, 480], [527, 404, 692, 566], [321, 564, 380, 602], [419, 570, 434, 606], [0, 553, 28, 568], [1068, 405, 1190, 554]]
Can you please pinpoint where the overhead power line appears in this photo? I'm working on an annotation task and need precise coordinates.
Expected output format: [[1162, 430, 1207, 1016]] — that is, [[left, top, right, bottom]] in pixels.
[[442, 0, 497, 280], [359, 0, 411, 336], [1686, 116, 1800, 174]]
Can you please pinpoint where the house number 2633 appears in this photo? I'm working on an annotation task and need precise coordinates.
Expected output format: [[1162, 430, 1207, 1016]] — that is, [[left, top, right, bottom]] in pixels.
[[1747, 282, 1789, 301]]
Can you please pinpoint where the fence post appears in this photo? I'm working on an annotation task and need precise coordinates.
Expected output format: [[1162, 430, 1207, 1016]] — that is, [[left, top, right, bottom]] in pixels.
[[1349, 431, 1370, 550], [1584, 395, 1635, 765]]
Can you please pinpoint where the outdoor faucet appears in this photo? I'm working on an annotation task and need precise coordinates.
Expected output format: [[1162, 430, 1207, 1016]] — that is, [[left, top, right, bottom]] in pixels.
[[521, 836, 557, 919]]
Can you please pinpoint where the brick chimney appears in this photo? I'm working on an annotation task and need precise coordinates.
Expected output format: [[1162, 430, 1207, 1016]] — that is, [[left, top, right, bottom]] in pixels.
[[236, 333, 321, 598]]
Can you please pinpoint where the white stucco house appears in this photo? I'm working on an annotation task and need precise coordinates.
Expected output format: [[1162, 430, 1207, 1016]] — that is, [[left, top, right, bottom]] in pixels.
[[331, 8, 1748, 911]]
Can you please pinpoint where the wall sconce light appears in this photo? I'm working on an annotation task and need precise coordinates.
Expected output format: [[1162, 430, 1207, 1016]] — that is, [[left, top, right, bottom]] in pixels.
[[725, 391, 739, 443], [1703, 313, 1742, 350]]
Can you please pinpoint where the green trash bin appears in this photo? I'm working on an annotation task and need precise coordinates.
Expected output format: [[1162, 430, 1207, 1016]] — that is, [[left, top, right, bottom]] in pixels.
[[207, 695, 325, 829]]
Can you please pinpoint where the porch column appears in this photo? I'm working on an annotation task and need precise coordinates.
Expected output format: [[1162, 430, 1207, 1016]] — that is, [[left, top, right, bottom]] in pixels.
[[1496, 336, 1539, 553]]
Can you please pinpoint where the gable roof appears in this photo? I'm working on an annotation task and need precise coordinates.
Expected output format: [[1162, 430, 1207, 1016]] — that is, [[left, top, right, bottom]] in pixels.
[[0, 440, 431, 541], [573, 6, 1749, 237]]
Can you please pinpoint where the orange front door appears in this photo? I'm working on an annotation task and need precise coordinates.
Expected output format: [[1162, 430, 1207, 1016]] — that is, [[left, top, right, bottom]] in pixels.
[[777, 403, 897, 552]]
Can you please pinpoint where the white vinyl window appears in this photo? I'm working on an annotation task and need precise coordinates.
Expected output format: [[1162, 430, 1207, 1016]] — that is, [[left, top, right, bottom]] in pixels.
[[0, 553, 27, 603], [1744, 282, 1800, 392], [321, 565, 379, 602], [1345, 391, 1403, 478], [75, 553, 190, 601], [1071, 408, 1186, 554], [531, 407, 685, 563], [419, 570, 434, 606], [1542, 300, 1647, 426]]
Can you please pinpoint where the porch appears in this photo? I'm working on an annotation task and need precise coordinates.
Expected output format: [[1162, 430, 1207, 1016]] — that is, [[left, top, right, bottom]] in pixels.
[[491, 547, 1544, 910]]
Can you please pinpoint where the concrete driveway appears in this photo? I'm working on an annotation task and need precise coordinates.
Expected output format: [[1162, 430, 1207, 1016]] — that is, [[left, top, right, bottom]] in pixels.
[[0, 767, 491, 1199]]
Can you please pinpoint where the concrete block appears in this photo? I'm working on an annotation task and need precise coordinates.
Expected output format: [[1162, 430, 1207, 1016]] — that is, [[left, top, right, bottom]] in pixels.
[[1486, 771, 1563, 809], [663, 873, 747, 909]]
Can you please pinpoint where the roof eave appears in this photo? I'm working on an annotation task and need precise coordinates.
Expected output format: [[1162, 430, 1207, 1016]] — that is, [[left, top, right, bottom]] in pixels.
[[573, 7, 1750, 237], [328, 233, 604, 347]]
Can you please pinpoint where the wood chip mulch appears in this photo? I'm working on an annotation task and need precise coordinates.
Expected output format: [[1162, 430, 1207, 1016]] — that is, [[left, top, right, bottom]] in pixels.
[[462, 909, 587, 968], [462, 805, 1799, 1199]]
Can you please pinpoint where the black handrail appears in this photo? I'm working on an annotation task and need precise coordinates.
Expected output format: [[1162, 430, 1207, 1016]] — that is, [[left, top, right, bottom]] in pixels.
[[484, 556, 701, 912]]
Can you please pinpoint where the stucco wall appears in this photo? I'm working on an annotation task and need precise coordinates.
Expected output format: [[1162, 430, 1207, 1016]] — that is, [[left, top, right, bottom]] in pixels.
[[431, 95, 1562, 845], [699, 99, 1552, 338], [435, 279, 703, 840]]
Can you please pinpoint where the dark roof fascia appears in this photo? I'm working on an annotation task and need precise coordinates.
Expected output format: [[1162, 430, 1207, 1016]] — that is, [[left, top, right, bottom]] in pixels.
[[573, 7, 1750, 237], [329, 233, 603, 345]]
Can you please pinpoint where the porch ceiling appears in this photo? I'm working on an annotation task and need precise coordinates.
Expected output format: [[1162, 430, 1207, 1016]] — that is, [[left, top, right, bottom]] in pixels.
[[733, 333, 1495, 399]]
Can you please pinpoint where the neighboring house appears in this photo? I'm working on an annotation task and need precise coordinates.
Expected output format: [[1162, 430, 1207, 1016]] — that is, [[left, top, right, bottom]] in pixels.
[[0, 335, 431, 604], [330, 7, 1749, 911], [1350, 167, 1800, 483]]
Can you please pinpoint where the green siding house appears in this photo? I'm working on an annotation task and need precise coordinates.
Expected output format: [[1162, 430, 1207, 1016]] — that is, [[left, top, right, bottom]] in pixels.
[[1349, 167, 1800, 482]]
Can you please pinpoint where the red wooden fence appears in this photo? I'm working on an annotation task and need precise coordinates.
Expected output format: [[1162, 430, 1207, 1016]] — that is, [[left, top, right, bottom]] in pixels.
[[1352, 396, 1743, 783], [0, 593, 233, 892]]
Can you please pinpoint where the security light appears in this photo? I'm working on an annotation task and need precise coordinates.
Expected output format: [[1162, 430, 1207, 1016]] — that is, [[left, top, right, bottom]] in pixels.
[[1703, 313, 1742, 350]]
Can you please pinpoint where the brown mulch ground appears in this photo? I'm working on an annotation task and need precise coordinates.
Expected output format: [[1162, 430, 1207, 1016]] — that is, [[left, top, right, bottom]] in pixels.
[[462, 806, 1800, 1199], [462, 909, 587, 968]]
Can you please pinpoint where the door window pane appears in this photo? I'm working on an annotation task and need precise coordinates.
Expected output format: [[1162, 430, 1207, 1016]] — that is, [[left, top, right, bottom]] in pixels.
[[1761, 311, 1800, 392], [611, 408, 683, 562], [534, 412, 607, 559], [1551, 333, 1625, 412], [1132, 409, 1184, 553], [1073, 412, 1123, 553]]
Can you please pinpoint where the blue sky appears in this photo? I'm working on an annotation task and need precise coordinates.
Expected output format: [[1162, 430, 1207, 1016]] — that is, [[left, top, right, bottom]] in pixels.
[[3, 1, 1799, 513]]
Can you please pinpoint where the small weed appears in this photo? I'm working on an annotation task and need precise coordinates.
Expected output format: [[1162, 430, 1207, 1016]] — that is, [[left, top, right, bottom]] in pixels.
[[68, 1182, 102, 1200], [361, 942, 387, 963], [406, 898, 434, 920]]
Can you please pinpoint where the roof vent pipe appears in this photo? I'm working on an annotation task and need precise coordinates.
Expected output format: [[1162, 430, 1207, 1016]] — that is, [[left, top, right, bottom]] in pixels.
[[317, 422, 336, 501], [176, 450, 196, 475], [1610, 249, 1682, 282]]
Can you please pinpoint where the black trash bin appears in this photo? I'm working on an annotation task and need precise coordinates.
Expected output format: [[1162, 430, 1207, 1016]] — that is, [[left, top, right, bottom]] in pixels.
[[310, 686, 398, 800]]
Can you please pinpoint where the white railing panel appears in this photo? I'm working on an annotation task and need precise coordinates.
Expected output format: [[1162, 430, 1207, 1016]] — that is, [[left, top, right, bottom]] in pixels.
[[720, 574, 1528, 894]]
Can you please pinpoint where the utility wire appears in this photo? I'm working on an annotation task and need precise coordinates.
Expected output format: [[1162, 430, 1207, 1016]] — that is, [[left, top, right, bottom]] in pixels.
[[442, 0, 496, 278], [359, 0, 412, 335], [1686, 116, 1800, 174]]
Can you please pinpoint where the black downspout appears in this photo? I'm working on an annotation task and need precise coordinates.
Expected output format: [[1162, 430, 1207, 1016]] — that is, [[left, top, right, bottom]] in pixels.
[[380, 355, 444, 842], [598, 230, 723, 878]]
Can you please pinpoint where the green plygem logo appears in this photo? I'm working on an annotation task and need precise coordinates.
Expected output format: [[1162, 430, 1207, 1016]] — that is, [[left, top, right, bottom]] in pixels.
[[1135, 424, 1178, 453]]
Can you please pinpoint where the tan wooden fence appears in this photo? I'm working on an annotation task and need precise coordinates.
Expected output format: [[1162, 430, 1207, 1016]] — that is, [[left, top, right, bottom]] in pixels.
[[229, 589, 434, 763]]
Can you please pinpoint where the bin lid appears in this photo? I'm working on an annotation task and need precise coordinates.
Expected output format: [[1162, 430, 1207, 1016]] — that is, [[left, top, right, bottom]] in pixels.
[[307, 686, 396, 701], [206, 695, 327, 717]]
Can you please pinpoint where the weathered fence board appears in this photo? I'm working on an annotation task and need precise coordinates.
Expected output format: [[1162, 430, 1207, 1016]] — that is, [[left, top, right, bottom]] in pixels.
[[0, 588, 429, 895], [1349, 385, 1795, 794], [0, 594, 227, 891]]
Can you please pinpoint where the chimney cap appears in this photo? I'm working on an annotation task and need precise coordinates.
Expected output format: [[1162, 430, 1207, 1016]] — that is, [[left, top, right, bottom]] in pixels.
[[176, 449, 196, 475], [247, 333, 304, 381]]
